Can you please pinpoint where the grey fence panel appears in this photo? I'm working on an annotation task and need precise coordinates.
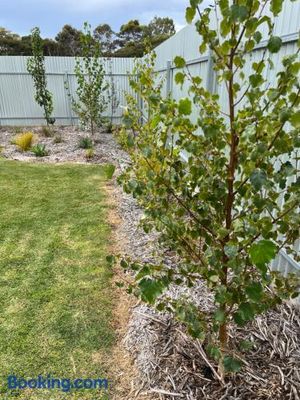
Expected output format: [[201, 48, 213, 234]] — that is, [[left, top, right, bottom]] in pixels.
[[0, 56, 135, 126]]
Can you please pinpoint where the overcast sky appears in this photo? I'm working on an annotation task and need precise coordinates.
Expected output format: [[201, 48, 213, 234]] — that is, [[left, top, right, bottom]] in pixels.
[[0, 0, 189, 37]]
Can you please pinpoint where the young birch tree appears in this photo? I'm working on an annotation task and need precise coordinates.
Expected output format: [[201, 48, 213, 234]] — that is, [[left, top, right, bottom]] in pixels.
[[27, 27, 54, 125], [117, 0, 300, 376], [72, 22, 108, 136]]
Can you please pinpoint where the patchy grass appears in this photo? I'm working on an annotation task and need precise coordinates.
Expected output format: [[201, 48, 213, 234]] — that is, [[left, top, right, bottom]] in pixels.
[[0, 160, 114, 399]]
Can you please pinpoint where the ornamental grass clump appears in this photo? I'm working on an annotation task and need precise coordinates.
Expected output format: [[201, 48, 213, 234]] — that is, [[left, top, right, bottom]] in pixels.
[[32, 144, 49, 157], [78, 136, 93, 149], [116, 0, 300, 378], [85, 148, 95, 160], [15, 132, 34, 151]]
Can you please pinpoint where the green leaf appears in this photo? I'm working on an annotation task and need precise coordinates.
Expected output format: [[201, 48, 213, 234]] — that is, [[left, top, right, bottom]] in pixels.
[[138, 278, 164, 304], [207, 345, 222, 361], [234, 302, 256, 325], [120, 259, 128, 268], [249, 240, 277, 267], [245, 282, 263, 302], [239, 339, 254, 351], [230, 4, 248, 21], [106, 255, 115, 265], [126, 134, 135, 148], [249, 73, 263, 87], [190, 0, 202, 7], [209, 275, 219, 283], [267, 36, 282, 53], [178, 98, 192, 115], [174, 56, 186, 68], [291, 111, 300, 128], [270, 0, 283, 16], [214, 308, 226, 323], [199, 42, 207, 54], [220, 19, 231, 36], [186, 7, 196, 23], [253, 31, 262, 43], [250, 169, 268, 190], [123, 114, 134, 128], [175, 72, 185, 85], [224, 245, 238, 258], [104, 163, 116, 180], [240, 302, 255, 320], [223, 356, 242, 372]]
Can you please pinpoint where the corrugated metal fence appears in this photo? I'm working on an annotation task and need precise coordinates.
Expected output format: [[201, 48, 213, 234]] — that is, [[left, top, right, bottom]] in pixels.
[[0, 57, 135, 125]]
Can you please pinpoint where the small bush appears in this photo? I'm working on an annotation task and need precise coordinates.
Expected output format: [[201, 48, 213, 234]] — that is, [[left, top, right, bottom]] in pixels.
[[85, 148, 95, 160], [103, 164, 115, 180], [78, 137, 93, 149], [15, 132, 34, 151], [13, 127, 23, 135], [106, 122, 113, 133], [40, 126, 54, 137], [32, 144, 49, 157], [53, 134, 63, 144]]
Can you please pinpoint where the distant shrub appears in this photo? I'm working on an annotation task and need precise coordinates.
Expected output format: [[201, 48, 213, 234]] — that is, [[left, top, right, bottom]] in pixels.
[[13, 127, 23, 135], [15, 132, 34, 151], [103, 164, 115, 180], [53, 134, 63, 144], [106, 122, 113, 133], [78, 137, 93, 149], [85, 148, 95, 160], [32, 144, 49, 157], [40, 126, 54, 137]]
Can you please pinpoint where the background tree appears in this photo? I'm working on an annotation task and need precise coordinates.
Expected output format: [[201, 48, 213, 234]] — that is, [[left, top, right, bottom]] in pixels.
[[27, 27, 54, 125], [55, 25, 81, 56], [0, 17, 176, 57], [93, 24, 116, 56], [71, 22, 108, 135], [114, 20, 145, 57], [0, 28, 24, 55], [43, 38, 59, 56], [144, 16, 176, 48], [118, 0, 300, 377]]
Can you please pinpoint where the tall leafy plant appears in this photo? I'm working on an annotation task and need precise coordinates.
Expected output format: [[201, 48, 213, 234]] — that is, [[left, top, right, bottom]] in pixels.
[[71, 22, 108, 135], [27, 27, 54, 125], [118, 0, 300, 376]]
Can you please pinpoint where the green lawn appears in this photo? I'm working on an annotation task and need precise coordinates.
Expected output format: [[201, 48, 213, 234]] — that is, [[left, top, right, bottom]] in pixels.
[[0, 160, 114, 399]]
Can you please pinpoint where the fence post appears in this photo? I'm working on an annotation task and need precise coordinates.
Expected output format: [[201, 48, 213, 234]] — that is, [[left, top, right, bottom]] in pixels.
[[166, 60, 172, 97], [136, 73, 144, 125], [206, 49, 216, 93], [64, 71, 73, 126]]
